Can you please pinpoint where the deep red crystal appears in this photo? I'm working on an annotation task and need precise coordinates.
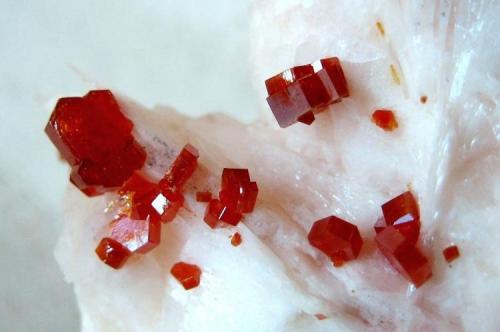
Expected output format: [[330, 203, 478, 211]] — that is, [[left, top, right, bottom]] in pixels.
[[119, 172, 183, 224], [381, 191, 420, 244], [170, 262, 202, 290], [203, 199, 242, 228], [265, 57, 349, 128], [45, 90, 146, 196], [219, 168, 258, 214], [372, 109, 398, 131], [375, 226, 432, 287], [443, 245, 460, 263], [307, 216, 363, 266], [160, 144, 199, 191], [109, 215, 161, 254], [231, 232, 242, 247], [95, 237, 132, 269], [196, 191, 212, 202]]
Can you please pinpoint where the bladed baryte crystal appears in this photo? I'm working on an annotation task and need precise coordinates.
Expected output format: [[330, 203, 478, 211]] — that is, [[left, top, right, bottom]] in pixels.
[[265, 57, 349, 128]]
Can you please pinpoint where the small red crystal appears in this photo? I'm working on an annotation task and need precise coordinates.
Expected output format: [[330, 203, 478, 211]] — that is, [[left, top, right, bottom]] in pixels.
[[219, 168, 258, 214], [203, 199, 242, 228], [381, 191, 420, 244], [196, 191, 212, 202], [375, 226, 432, 287], [45, 90, 146, 196], [372, 109, 398, 131], [170, 262, 202, 290], [265, 57, 349, 128], [308, 216, 363, 266], [160, 144, 199, 191], [109, 215, 161, 254], [443, 245, 460, 263], [231, 232, 242, 247], [120, 172, 184, 224], [95, 237, 132, 269], [374, 217, 386, 234]]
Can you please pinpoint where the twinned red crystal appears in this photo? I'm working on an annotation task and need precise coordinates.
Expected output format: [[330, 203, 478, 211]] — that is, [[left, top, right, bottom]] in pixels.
[[204, 199, 242, 228], [171, 262, 202, 290], [381, 191, 421, 244], [45, 90, 146, 196], [265, 57, 349, 128], [443, 245, 460, 263], [372, 109, 399, 131], [308, 216, 363, 267], [95, 237, 132, 269], [219, 168, 259, 214], [375, 226, 432, 287]]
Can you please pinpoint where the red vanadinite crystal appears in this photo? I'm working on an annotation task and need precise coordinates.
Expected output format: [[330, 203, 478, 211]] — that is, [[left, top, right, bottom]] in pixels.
[[120, 172, 183, 224], [219, 168, 259, 214], [265, 57, 349, 128], [381, 191, 421, 244], [308, 216, 363, 266], [45, 90, 146, 196], [110, 215, 161, 254], [203, 199, 242, 228], [443, 245, 460, 263], [160, 144, 199, 191], [374, 217, 386, 234], [375, 226, 432, 287], [196, 191, 212, 202], [372, 109, 399, 131], [170, 262, 202, 290], [231, 232, 242, 247], [95, 237, 132, 269]]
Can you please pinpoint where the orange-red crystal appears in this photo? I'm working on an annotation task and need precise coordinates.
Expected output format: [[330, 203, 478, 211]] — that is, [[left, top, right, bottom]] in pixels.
[[95, 237, 132, 269], [308, 216, 363, 266], [265, 57, 349, 128], [443, 245, 460, 263], [231, 232, 242, 247], [45, 90, 146, 196], [160, 144, 199, 191], [196, 191, 212, 202], [375, 226, 432, 287], [372, 109, 398, 131], [203, 199, 242, 228], [381, 191, 420, 244], [171, 262, 202, 290]]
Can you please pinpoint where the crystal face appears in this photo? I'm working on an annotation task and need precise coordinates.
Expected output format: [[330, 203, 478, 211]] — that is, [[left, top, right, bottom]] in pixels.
[[95, 237, 132, 269], [307, 215, 363, 266], [160, 144, 199, 191], [372, 109, 399, 131], [170, 262, 202, 290], [110, 215, 161, 254], [45, 90, 146, 196], [381, 191, 421, 244], [203, 199, 243, 228], [375, 226, 432, 287], [443, 245, 460, 263], [265, 57, 349, 128], [219, 168, 259, 214]]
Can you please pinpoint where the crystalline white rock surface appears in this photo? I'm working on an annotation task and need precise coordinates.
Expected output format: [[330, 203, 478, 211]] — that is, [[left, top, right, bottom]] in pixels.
[[55, 0, 500, 331]]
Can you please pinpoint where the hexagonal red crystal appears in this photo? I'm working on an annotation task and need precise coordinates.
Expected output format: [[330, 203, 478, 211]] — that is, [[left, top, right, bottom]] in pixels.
[[375, 226, 432, 287], [372, 109, 398, 131], [45, 90, 146, 196], [381, 191, 420, 244], [265, 57, 349, 128], [307, 216, 363, 266], [95, 237, 132, 269], [160, 144, 199, 191], [219, 168, 258, 214], [170, 262, 201, 290], [443, 245, 460, 263], [203, 199, 242, 228], [109, 215, 161, 254]]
